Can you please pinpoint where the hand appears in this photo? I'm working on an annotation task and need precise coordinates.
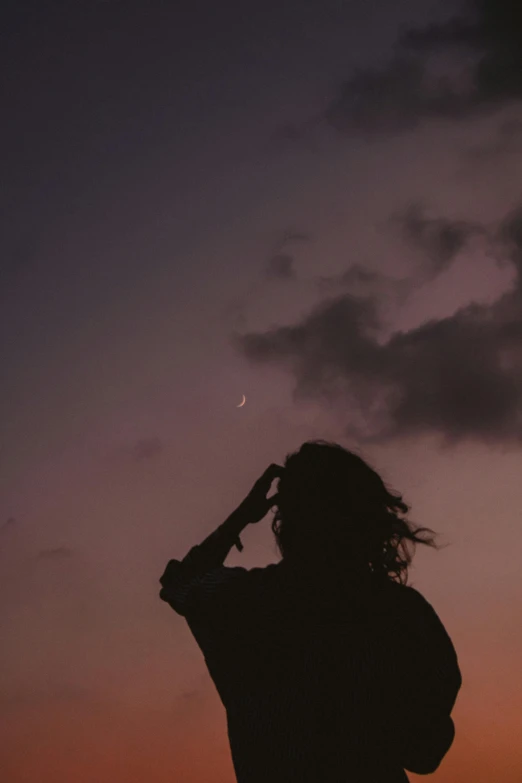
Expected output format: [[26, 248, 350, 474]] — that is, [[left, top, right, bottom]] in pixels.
[[234, 463, 284, 524]]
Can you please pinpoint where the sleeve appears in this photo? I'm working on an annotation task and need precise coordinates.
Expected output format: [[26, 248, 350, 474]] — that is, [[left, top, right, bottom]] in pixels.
[[393, 588, 462, 775], [159, 555, 248, 617], [159, 518, 249, 617]]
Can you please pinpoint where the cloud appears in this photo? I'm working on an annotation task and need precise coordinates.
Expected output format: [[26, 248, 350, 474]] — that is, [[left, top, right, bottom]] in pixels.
[[266, 253, 295, 280], [314, 263, 413, 308], [233, 207, 522, 447], [466, 115, 522, 162], [323, 1, 522, 136], [264, 231, 312, 282], [317, 264, 394, 290], [391, 203, 482, 278], [312, 209, 481, 310], [133, 437, 164, 461]]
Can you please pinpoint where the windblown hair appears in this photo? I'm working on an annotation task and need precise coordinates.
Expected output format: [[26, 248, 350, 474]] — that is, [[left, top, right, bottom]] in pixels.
[[271, 440, 439, 585]]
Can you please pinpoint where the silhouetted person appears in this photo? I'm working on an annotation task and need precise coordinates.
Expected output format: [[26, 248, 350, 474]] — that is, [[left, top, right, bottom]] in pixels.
[[160, 440, 462, 782]]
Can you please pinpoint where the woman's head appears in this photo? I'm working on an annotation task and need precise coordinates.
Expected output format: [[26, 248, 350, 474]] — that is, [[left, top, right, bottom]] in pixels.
[[271, 440, 438, 584]]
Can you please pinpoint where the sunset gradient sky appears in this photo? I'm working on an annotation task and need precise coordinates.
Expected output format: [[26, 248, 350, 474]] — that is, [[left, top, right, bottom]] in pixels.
[[2, 1, 522, 781]]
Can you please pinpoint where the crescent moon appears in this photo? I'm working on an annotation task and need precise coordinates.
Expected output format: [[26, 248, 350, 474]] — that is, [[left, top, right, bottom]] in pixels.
[[237, 394, 246, 408]]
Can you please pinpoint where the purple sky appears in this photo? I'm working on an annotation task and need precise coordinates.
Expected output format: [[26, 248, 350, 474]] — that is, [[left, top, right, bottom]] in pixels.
[[2, 1, 522, 780]]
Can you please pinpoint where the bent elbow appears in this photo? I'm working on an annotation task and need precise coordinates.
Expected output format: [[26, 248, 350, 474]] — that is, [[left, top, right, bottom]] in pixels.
[[402, 716, 456, 775], [404, 753, 445, 776]]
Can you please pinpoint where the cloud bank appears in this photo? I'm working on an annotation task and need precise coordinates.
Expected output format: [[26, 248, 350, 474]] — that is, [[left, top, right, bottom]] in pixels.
[[324, 1, 522, 137], [234, 208, 522, 447]]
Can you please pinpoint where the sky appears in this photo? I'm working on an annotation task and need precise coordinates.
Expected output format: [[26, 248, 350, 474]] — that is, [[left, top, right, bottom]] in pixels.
[[1, 0, 522, 780]]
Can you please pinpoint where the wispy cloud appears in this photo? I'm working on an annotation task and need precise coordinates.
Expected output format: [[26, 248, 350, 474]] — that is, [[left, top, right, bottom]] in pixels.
[[391, 203, 483, 279], [465, 115, 522, 163]]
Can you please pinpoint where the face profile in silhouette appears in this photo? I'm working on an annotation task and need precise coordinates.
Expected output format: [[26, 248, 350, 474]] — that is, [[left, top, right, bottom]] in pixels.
[[159, 439, 462, 783]]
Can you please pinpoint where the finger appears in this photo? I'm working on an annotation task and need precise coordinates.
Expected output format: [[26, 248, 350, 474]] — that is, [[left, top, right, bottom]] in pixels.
[[257, 464, 284, 487]]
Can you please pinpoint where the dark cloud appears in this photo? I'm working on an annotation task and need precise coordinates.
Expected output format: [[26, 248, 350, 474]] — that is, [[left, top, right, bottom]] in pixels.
[[398, 14, 482, 51], [267, 253, 295, 280], [316, 264, 385, 290], [315, 263, 413, 305], [38, 546, 75, 560], [466, 115, 522, 162], [392, 203, 481, 278], [324, 1, 522, 136], [264, 231, 311, 282], [234, 207, 522, 447], [133, 437, 164, 461], [235, 291, 384, 402], [312, 209, 479, 305], [325, 58, 453, 136]]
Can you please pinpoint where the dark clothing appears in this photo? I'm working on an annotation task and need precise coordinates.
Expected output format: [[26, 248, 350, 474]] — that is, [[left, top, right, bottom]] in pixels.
[[160, 528, 462, 783]]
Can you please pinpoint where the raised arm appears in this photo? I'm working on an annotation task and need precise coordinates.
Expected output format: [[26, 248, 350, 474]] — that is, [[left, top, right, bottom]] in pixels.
[[159, 463, 283, 614]]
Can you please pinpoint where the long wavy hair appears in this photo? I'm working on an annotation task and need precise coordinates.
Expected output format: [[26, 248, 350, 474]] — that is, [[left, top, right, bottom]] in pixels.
[[271, 440, 440, 585]]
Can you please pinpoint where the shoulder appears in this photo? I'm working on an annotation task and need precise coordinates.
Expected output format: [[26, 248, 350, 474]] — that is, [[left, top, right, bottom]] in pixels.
[[399, 584, 449, 631], [383, 580, 439, 614], [376, 581, 447, 636], [396, 582, 439, 621], [387, 583, 460, 668]]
